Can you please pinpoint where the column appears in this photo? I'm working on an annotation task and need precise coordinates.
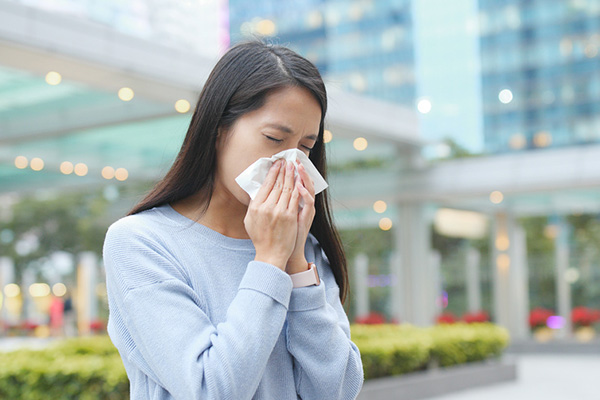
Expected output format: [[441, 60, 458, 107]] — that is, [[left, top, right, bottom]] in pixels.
[[554, 217, 572, 339], [394, 203, 435, 326], [77, 252, 98, 335], [22, 267, 38, 324], [390, 251, 403, 323], [0, 257, 15, 331], [491, 212, 530, 340], [354, 253, 370, 319], [465, 247, 482, 312], [430, 250, 443, 320], [512, 225, 530, 339]]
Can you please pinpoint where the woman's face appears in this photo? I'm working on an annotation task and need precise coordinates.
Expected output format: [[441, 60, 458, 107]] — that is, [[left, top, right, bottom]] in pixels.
[[215, 86, 322, 207]]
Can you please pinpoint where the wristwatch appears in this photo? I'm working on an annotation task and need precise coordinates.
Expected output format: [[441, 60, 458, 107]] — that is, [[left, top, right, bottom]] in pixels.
[[290, 262, 320, 288]]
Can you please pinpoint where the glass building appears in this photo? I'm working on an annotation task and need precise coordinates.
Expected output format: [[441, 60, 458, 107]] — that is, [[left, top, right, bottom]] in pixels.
[[228, 0, 416, 106], [478, 0, 600, 153]]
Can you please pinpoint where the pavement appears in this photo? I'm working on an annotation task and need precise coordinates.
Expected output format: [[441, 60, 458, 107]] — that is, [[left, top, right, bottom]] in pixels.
[[429, 354, 599, 400], [0, 336, 60, 352]]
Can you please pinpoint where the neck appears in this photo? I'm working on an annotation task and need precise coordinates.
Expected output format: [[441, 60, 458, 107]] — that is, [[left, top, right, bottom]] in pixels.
[[172, 182, 250, 239]]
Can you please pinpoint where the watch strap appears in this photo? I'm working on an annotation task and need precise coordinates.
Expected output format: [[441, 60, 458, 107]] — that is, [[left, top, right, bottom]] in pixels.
[[290, 262, 320, 288]]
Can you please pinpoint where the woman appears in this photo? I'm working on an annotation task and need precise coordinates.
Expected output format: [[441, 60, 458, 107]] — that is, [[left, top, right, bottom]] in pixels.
[[103, 41, 364, 400]]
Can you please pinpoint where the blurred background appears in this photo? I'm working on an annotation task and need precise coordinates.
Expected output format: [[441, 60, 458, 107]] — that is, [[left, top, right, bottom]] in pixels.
[[0, 0, 599, 364]]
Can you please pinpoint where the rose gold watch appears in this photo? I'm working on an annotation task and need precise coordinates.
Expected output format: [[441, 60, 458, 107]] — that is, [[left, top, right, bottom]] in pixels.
[[290, 262, 320, 288]]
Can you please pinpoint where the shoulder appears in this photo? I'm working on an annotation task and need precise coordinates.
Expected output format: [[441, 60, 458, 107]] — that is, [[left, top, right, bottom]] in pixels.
[[104, 206, 181, 253], [103, 208, 191, 289]]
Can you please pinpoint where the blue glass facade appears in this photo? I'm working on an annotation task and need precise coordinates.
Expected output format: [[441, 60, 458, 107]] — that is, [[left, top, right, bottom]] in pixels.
[[478, 0, 600, 153], [228, 0, 416, 106]]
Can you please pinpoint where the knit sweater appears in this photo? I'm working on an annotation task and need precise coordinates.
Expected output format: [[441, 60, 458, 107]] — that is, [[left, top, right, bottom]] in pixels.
[[102, 203, 364, 400]]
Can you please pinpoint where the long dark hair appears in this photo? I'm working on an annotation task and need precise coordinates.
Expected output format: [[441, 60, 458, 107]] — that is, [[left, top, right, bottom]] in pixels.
[[128, 41, 348, 303]]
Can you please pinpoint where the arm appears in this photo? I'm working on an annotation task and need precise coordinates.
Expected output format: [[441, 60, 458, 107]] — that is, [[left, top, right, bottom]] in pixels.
[[104, 222, 293, 400], [285, 237, 364, 400]]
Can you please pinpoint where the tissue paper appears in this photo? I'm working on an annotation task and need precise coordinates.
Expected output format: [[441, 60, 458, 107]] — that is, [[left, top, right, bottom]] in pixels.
[[235, 148, 328, 203]]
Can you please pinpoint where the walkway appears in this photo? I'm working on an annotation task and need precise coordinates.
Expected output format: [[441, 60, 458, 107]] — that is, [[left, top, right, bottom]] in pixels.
[[430, 354, 598, 400]]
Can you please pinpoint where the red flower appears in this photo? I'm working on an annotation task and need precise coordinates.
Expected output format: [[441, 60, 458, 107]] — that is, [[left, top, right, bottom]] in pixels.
[[20, 320, 39, 331], [436, 312, 457, 324], [90, 319, 107, 332], [572, 307, 595, 328], [529, 307, 553, 329], [355, 312, 386, 325], [462, 310, 490, 323]]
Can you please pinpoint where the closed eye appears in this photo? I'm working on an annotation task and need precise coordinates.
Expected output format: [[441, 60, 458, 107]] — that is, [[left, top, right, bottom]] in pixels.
[[265, 135, 283, 143]]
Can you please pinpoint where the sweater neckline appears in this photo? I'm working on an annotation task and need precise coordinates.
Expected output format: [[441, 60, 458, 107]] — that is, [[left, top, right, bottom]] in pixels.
[[156, 203, 255, 251]]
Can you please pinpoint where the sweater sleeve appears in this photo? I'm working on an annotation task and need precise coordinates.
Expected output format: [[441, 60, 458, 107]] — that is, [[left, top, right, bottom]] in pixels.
[[285, 236, 364, 400], [103, 219, 293, 400]]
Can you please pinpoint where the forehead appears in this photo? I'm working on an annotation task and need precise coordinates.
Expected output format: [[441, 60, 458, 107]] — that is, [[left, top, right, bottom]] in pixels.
[[255, 86, 322, 131]]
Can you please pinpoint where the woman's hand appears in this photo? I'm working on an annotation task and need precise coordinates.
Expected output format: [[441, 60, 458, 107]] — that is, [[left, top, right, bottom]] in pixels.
[[286, 160, 316, 275], [245, 159, 301, 271]]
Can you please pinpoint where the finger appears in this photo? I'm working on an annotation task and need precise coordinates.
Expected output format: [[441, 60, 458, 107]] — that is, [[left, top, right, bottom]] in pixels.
[[277, 161, 295, 207], [253, 160, 282, 203], [288, 182, 301, 213], [264, 160, 286, 205], [297, 183, 315, 210], [296, 161, 315, 196], [297, 183, 315, 222]]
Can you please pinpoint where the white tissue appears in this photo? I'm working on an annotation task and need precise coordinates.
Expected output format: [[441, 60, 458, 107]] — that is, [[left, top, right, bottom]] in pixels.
[[235, 148, 328, 204]]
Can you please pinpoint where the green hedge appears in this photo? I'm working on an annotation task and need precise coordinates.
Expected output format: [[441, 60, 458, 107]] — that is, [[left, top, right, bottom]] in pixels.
[[351, 322, 510, 380], [0, 336, 128, 400], [0, 323, 509, 397]]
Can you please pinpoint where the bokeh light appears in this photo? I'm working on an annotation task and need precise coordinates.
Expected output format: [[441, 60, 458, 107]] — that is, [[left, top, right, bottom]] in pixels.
[[60, 161, 74, 175], [496, 254, 510, 270], [30, 157, 44, 171], [495, 235, 510, 251], [417, 98, 432, 114], [379, 217, 393, 231], [102, 166, 116, 180], [323, 129, 333, 143], [547, 315, 564, 330], [175, 99, 191, 113], [4, 283, 21, 298], [52, 283, 67, 297], [498, 89, 513, 104], [14, 156, 28, 169], [353, 137, 368, 151], [115, 168, 129, 181], [373, 200, 387, 213], [533, 131, 552, 147], [490, 191, 504, 204], [29, 283, 51, 297], [256, 19, 276, 36], [45, 71, 62, 85], [118, 87, 134, 101], [74, 163, 88, 176]]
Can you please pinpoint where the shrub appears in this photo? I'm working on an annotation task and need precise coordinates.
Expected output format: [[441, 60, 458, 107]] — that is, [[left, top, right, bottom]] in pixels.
[[351, 322, 509, 379], [427, 323, 509, 367], [0, 336, 128, 400], [352, 324, 432, 379]]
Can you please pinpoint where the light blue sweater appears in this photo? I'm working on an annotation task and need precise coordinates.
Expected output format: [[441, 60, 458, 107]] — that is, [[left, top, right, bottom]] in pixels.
[[102, 203, 364, 399]]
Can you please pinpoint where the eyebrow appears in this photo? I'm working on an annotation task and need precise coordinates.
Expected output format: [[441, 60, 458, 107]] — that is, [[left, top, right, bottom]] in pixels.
[[264, 123, 318, 141]]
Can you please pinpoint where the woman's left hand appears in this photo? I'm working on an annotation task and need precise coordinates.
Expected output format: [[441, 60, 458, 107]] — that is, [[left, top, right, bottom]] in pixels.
[[286, 160, 316, 275]]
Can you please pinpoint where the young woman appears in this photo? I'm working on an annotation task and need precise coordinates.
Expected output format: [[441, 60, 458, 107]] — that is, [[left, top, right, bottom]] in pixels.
[[103, 41, 364, 400]]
